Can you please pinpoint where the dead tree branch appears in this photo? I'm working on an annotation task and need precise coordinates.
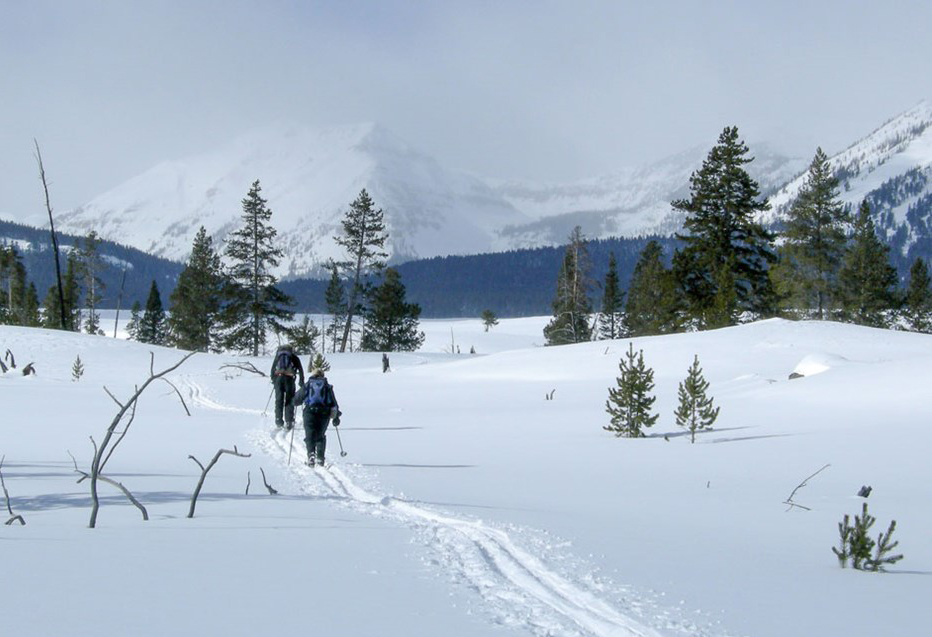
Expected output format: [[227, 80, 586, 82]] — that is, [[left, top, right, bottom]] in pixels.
[[260, 467, 278, 495], [0, 358, 7, 374], [1, 456, 26, 526], [784, 463, 830, 512], [187, 445, 251, 518], [158, 377, 191, 416], [245, 471, 251, 495], [4, 349, 14, 368], [69, 450, 148, 521], [87, 351, 196, 528], [219, 362, 266, 377], [35, 139, 67, 331], [22, 363, 35, 376]]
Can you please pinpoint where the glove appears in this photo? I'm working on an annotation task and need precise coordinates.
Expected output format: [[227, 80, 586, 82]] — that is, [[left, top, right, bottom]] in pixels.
[[333, 416, 341, 427]]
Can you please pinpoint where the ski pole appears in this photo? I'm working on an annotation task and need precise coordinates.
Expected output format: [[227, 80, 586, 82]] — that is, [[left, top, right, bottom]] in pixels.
[[262, 386, 274, 416], [334, 424, 347, 457], [287, 424, 296, 465]]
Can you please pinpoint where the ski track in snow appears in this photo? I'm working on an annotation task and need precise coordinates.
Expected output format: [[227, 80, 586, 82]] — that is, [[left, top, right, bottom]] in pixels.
[[183, 377, 724, 637]]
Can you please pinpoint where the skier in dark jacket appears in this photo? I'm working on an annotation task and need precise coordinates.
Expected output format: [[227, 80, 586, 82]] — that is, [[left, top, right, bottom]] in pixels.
[[292, 367, 340, 466], [270, 344, 305, 430]]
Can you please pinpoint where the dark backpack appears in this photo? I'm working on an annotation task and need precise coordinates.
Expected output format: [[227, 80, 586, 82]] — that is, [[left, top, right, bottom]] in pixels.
[[304, 378, 332, 409], [274, 351, 295, 376]]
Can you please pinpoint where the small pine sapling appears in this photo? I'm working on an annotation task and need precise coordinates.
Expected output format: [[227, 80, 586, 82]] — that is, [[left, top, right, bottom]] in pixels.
[[674, 355, 719, 443], [833, 502, 903, 571], [604, 343, 658, 437], [72, 355, 85, 382], [309, 352, 331, 373]]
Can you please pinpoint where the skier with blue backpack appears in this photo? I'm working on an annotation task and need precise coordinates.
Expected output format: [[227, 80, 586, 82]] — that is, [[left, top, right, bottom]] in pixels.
[[270, 344, 305, 430], [293, 367, 341, 466]]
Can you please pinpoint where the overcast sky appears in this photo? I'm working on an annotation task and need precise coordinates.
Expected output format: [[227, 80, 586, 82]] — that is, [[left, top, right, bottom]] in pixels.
[[3, 0, 931, 221]]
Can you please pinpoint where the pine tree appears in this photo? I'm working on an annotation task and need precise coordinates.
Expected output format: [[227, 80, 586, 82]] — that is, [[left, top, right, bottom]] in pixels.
[[672, 126, 776, 327], [42, 251, 81, 331], [0, 246, 28, 325], [334, 189, 388, 353], [169, 227, 226, 352], [222, 180, 294, 355], [903, 257, 932, 332], [361, 267, 425, 352], [324, 260, 348, 353], [624, 240, 678, 337], [20, 282, 41, 327], [137, 280, 168, 345], [780, 148, 849, 319], [674, 355, 719, 443], [481, 309, 499, 332], [604, 343, 658, 437], [597, 252, 625, 340], [544, 226, 594, 345], [283, 316, 321, 355], [126, 301, 142, 340], [837, 201, 898, 327], [77, 230, 107, 334], [71, 355, 84, 382]]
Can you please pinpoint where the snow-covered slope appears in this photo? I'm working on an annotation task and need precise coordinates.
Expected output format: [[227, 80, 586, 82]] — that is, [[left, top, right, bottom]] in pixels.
[[56, 123, 528, 278], [767, 101, 932, 258]]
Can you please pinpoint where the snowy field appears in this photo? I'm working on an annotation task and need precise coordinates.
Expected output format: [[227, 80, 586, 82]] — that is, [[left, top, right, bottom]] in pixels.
[[1, 316, 930, 637]]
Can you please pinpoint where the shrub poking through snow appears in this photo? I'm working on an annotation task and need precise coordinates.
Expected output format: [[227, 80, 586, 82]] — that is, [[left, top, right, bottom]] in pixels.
[[833, 502, 903, 571], [72, 355, 84, 382]]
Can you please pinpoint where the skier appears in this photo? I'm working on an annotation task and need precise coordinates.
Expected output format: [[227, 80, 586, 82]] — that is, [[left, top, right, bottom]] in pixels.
[[293, 367, 340, 466], [270, 344, 304, 430], [382, 353, 390, 373]]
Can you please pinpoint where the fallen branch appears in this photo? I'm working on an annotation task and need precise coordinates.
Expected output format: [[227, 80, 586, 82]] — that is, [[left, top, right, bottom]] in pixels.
[[260, 467, 278, 495], [5, 349, 15, 369], [784, 463, 830, 511], [187, 445, 251, 518], [219, 362, 266, 377], [1, 455, 25, 526], [22, 363, 35, 376]]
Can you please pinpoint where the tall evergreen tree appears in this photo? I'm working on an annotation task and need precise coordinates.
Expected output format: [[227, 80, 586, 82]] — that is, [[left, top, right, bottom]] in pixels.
[[334, 189, 388, 353], [604, 343, 658, 438], [361, 267, 425, 352], [672, 126, 776, 328], [222, 180, 293, 355], [0, 246, 28, 325], [780, 148, 849, 319], [597, 252, 625, 340], [544, 226, 594, 345], [137, 280, 168, 345], [837, 201, 898, 327], [624, 240, 679, 337], [76, 230, 107, 334], [42, 251, 81, 331], [324, 260, 348, 354], [126, 300, 142, 340], [674, 355, 720, 443], [20, 282, 41, 327], [169, 227, 226, 352], [903, 257, 932, 332]]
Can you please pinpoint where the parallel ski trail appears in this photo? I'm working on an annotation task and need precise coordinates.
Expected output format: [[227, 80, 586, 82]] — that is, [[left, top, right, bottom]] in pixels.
[[183, 377, 682, 637]]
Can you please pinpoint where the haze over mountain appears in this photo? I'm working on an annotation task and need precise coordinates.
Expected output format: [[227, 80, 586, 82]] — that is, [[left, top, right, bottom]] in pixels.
[[45, 100, 932, 278]]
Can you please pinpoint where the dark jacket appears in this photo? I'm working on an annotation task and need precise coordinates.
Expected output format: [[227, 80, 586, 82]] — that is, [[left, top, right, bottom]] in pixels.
[[270, 348, 305, 386], [293, 376, 339, 414]]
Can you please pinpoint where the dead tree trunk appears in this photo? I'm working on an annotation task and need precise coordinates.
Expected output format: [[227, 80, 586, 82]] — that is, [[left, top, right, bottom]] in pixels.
[[34, 140, 67, 331], [1, 456, 25, 526], [187, 446, 250, 518]]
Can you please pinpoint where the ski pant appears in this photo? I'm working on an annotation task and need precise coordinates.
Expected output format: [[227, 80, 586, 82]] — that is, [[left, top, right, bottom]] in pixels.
[[273, 374, 297, 426], [303, 406, 330, 462]]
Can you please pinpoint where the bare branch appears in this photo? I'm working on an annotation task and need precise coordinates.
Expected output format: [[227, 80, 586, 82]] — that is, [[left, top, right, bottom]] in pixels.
[[783, 464, 830, 512], [219, 362, 266, 377], [187, 446, 251, 518], [1, 455, 25, 525], [158, 377, 191, 416], [4, 349, 14, 368], [260, 467, 278, 495], [245, 471, 251, 495], [103, 386, 124, 409]]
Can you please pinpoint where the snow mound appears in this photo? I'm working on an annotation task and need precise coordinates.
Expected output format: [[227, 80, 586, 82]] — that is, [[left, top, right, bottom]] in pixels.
[[790, 353, 850, 377]]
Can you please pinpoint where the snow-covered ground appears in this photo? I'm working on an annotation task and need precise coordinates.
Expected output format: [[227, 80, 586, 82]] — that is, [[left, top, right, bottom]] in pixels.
[[2, 317, 930, 637]]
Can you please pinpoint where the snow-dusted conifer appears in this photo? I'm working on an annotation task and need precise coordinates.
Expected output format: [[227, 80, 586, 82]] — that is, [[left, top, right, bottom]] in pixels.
[[674, 355, 719, 443], [597, 252, 624, 340], [604, 343, 658, 437]]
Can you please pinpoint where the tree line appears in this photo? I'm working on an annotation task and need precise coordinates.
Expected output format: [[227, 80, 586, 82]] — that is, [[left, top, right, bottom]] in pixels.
[[3, 181, 424, 355], [543, 127, 932, 345]]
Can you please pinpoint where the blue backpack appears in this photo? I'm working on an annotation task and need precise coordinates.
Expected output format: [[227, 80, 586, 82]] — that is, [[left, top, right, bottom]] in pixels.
[[304, 378, 332, 409]]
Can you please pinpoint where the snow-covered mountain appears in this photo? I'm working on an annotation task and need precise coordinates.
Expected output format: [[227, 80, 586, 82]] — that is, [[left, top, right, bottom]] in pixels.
[[492, 143, 805, 248], [767, 100, 932, 260], [56, 123, 529, 278]]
